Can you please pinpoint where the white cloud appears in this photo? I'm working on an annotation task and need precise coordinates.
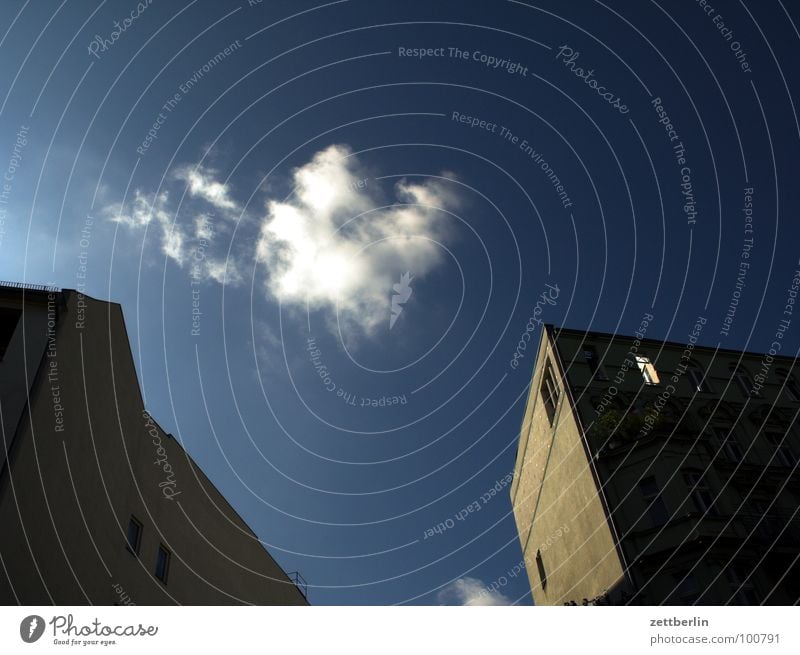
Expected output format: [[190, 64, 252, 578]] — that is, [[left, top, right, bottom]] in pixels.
[[437, 577, 512, 606], [174, 165, 238, 213], [255, 144, 459, 334], [102, 147, 459, 320], [103, 173, 241, 285]]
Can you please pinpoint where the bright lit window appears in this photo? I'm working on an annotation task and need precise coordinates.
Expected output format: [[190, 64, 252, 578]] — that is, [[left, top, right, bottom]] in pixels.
[[636, 355, 660, 385]]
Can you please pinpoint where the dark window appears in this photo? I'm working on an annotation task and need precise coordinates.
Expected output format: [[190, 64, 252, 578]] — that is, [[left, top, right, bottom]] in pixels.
[[731, 366, 758, 398], [535, 549, 547, 590], [638, 476, 669, 527], [766, 432, 796, 467], [683, 471, 718, 516], [0, 308, 21, 361], [725, 562, 759, 605], [126, 516, 142, 554], [785, 377, 800, 402], [671, 570, 700, 604], [582, 346, 608, 380], [687, 362, 710, 392], [540, 361, 560, 426], [713, 427, 743, 463], [155, 545, 170, 583]]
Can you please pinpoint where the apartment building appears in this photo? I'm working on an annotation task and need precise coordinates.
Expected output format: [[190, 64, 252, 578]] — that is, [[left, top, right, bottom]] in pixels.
[[511, 323, 800, 605], [0, 282, 307, 605]]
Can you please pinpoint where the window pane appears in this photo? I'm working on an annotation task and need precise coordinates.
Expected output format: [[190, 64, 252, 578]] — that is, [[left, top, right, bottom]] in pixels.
[[155, 545, 170, 582], [638, 476, 659, 497], [535, 550, 547, 589], [636, 355, 660, 385], [688, 366, 709, 392], [638, 477, 668, 527], [583, 346, 608, 380], [540, 362, 559, 425], [0, 308, 21, 361], [126, 517, 141, 553]]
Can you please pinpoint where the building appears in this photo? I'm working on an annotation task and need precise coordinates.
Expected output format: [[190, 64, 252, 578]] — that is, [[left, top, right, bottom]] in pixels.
[[511, 322, 800, 605], [0, 282, 307, 605]]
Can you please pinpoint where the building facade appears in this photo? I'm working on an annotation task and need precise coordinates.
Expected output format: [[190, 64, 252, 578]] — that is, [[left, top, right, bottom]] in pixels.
[[511, 323, 800, 605], [0, 283, 307, 605]]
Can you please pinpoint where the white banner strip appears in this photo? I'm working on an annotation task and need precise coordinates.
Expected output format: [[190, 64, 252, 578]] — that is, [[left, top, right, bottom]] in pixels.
[[1, 606, 798, 654]]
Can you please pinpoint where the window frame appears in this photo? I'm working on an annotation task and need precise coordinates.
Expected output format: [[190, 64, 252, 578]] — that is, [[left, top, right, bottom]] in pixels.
[[712, 426, 743, 463], [725, 562, 759, 605], [126, 515, 143, 555], [765, 432, 796, 468], [0, 307, 22, 362], [732, 366, 758, 398], [683, 470, 718, 516], [687, 362, 711, 393], [671, 569, 701, 604], [540, 361, 560, 426], [785, 378, 800, 402], [535, 549, 547, 591], [635, 354, 660, 386], [582, 345, 608, 381], [638, 475, 669, 527], [155, 544, 171, 584]]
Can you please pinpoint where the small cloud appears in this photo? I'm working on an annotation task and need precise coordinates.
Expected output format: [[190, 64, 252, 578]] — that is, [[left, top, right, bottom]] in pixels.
[[437, 577, 512, 606], [102, 168, 243, 285], [174, 165, 238, 213]]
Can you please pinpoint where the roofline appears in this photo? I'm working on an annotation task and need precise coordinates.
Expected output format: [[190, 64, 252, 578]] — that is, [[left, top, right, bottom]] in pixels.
[[544, 323, 799, 364], [0, 281, 62, 294]]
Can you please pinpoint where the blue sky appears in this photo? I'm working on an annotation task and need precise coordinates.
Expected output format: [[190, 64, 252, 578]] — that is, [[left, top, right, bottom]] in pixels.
[[1, 0, 799, 605]]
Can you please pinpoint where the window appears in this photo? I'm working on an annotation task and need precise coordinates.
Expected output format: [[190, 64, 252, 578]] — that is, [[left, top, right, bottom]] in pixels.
[[725, 562, 759, 605], [636, 355, 660, 385], [540, 361, 560, 426], [731, 365, 757, 398], [671, 570, 700, 604], [126, 516, 142, 554], [766, 432, 796, 467], [582, 345, 608, 380], [683, 471, 718, 516], [0, 307, 21, 361], [687, 361, 711, 392], [155, 545, 170, 583], [779, 371, 800, 402], [712, 427, 743, 463], [535, 549, 547, 590], [638, 476, 669, 527]]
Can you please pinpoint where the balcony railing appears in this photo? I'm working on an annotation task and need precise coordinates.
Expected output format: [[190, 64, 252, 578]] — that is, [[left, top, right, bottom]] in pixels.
[[288, 571, 308, 599], [0, 280, 61, 293]]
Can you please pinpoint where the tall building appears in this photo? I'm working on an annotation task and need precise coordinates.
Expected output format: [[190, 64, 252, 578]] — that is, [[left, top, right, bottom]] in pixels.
[[511, 322, 800, 605], [0, 282, 307, 605]]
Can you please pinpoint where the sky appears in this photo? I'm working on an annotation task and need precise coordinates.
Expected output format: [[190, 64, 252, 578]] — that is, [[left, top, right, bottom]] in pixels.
[[1, 0, 799, 605]]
